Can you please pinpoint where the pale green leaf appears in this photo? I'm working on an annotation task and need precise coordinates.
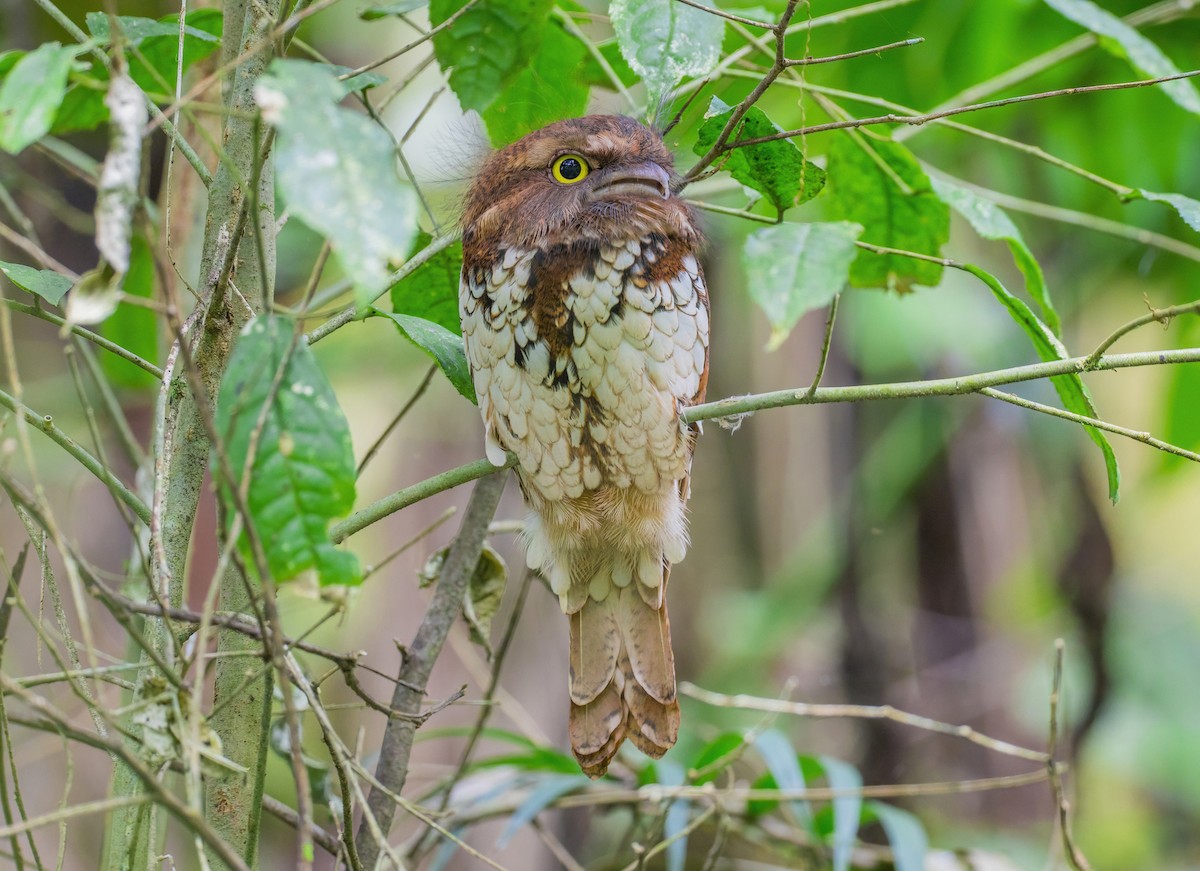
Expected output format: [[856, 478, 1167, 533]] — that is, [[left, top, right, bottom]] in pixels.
[[742, 221, 861, 350], [215, 315, 362, 587], [815, 756, 862, 871], [419, 543, 508, 655], [826, 134, 950, 292], [931, 177, 1060, 335], [1045, 0, 1200, 116], [256, 60, 418, 308], [430, 0, 553, 113], [1139, 189, 1200, 233], [0, 261, 72, 305], [653, 758, 690, 871], [0, 43, 82, 153], [361, 0, 429, 19], [867, 802, 928, 871], [753, 729, 811, 827], [85, 12, 219, 45], [495, 774, 589, 848], [695, 97, 826, 215], [610, 0, 724, 103], [377, 309, 476, 403]]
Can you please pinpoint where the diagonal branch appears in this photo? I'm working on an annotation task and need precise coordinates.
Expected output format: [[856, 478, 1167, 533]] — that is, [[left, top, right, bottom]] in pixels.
[[354, 470, 509, 868]]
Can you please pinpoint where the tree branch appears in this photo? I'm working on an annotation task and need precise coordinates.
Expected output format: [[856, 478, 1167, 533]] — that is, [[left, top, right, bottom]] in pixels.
[[354, 470, 508, 868]]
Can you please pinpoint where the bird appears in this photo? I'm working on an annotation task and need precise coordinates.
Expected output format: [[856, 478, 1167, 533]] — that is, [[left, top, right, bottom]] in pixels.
[[458, 115, 710, 776]]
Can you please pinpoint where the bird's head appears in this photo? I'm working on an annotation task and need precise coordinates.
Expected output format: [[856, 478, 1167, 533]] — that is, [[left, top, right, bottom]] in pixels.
[[461, 115, 699, 257]]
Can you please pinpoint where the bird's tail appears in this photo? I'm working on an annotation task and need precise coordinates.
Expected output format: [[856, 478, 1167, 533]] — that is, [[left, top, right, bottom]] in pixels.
[[566, 554, 680, 778]]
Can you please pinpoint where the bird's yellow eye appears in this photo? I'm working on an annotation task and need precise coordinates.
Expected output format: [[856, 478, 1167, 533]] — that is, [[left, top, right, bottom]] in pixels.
[[551, 154, 590, 184]]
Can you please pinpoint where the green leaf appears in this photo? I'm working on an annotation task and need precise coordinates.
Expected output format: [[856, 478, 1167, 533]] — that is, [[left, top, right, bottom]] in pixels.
[[430, 0, 553, 114], [695, 97, 826, 215], [0, 261, 72, 305], [610, 0, 724, 103], [1139, 189, 1200, 233], [753, 729, 810, 827], [215, 315, 362, 587], [0, 43, 82, 153], [1044, 0, 1200, 116], [361, 0, 429, 19], [481, 22, 589, 147], [961, 262, 1120, 502], [813, 756, 862, 871], [826, 134, 950, 292], [742, 221, 861, 350], [377, 309, 477, 402], [495, 774, 589, 847], [325, 65, 388, 94], [931, 177, 1060, 335], [257, 60, 419, 308], [866, 801, 928, 871], [579, 40, 639, 90], [390, 232, 463, 333], [100, 235, 160, 390], [690, 732, 745, 785], [419, 542, 508, 655]]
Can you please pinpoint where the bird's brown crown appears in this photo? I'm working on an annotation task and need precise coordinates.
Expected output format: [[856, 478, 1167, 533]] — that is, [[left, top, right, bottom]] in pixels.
[[461, 115, 700, 268]]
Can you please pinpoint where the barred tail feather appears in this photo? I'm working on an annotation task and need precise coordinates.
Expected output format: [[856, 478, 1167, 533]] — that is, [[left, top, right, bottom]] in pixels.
[[568, 565, 680, 778]]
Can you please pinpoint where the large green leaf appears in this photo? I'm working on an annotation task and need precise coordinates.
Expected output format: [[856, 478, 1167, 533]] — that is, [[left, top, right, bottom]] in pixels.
[[100, 235, 160, 390], [826, 134, 950, 292], [0, 43, 82, 153], [256, 60, 419, 308], [1045, 0, 1200, 116], [0, 261, 72, 305], [609, 0, 724, 103], [215, 315, 362, 587], [376, 309, 476, 403], [390, 232, 463, 332], [742, 221, 861, 350], [962, 262, 1120, 502], [430, 0, 553, 113], [695, 97, 826, 216], [482, 22, 589, 146], [931, 177, 1060, 335]]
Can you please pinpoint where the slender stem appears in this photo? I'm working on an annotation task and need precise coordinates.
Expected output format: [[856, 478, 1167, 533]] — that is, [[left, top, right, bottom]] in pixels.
[[331, 345, 1200, 540], [357, 363, 438, 478], [980, 387, 1199, 463], [785, 37, 923, 67], [1048, 640, 1094, 871], [0, 387, 151, 525], [682, 683, 1047, 762], [1, 300, 164, 378], [332, 456, 515, 543], [804, 294, 839, 398], [1085, 299, 1200, 367], [725, 70, 1200, 151], [342, 0, 483, 77], [305, 231, 461, 344]]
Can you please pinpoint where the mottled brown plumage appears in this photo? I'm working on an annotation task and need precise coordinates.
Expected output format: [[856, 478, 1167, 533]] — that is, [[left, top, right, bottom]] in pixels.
[[459, 116, 710, 777]]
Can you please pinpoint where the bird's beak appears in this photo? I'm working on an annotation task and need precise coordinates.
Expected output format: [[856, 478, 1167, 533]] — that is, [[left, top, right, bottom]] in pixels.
[[588, 161, 671, 201]]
